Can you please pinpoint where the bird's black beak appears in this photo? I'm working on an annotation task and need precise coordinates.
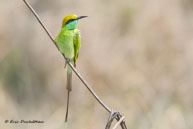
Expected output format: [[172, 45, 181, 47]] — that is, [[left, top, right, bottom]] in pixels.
[[77, 16, 88, 20]]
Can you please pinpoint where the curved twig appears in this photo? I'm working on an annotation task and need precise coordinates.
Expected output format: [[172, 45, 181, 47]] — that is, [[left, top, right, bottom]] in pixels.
[[105, 110, 119, 129], [105, 110, 115, 129], [23, 0, 111, 113], [22, 0, 127, 129], [112, 116, 125, 129]]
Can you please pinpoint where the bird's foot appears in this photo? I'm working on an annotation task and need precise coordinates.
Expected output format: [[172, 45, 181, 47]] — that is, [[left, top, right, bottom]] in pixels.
[[64, 58, 70, 68]]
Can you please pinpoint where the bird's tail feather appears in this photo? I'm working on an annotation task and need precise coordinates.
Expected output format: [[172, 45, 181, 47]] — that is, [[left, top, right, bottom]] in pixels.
[[65, 90, 70, 122], [65, 66, 72, 122], [66, 69, 72, 91]]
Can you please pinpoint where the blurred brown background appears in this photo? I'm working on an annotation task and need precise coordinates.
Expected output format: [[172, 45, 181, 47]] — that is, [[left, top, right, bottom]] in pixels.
[[1, 0, 193, 129]]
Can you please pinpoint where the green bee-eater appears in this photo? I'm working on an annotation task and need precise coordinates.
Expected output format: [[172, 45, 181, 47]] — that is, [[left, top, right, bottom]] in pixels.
[[55, 14, 87, 122]]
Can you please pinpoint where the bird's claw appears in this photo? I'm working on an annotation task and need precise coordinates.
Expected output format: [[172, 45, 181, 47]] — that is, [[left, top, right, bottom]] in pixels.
[[64, 58, 70, 69]]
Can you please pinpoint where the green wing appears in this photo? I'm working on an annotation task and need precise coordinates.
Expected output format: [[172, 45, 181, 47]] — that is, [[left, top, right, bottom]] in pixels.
[[73, 29, 81, 67]]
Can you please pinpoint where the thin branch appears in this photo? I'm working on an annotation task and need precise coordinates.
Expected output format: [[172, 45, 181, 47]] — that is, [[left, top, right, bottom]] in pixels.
[[67, 62, 111, 112], [105, 110, 115, 129], [116, 114, 128, 129], [23, 1, 127, 129], [112, 116, 125, 129], [105, 110, 119, 129], [105, 111, 127, 129], [23, 0, 111, 113]]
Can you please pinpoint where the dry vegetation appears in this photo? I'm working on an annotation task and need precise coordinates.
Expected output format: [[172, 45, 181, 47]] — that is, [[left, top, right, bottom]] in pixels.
[[0, 0, 193, 129]]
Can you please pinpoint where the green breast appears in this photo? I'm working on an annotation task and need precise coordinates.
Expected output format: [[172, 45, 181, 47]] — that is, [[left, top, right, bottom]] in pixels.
[[56, 29, 75, 59]]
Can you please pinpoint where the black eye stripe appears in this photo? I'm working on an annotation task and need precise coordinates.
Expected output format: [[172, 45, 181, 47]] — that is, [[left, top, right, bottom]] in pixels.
[[66, 19, 76, 25]]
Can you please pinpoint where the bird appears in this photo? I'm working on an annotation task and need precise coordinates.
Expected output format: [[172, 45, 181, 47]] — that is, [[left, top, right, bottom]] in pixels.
[[55, 14, 87, 122]]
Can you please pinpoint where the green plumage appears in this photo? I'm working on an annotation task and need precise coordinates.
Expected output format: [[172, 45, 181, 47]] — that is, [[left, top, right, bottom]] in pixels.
[[55, 28, 80, 68], [54, 14, 85, 122], [55, 22, 81, 91]]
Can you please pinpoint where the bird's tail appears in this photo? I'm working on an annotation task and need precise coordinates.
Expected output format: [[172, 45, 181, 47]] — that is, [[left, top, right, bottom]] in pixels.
[[66, 66, 72, 91], [65, 89, 70, 122], [65, 65, 72, 122]]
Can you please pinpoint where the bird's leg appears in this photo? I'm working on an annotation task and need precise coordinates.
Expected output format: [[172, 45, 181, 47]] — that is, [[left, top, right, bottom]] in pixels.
[[64, 58, 70, 68]]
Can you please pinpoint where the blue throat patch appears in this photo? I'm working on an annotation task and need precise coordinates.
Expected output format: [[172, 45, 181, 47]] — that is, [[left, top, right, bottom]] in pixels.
[[66, 20, 79, 30]]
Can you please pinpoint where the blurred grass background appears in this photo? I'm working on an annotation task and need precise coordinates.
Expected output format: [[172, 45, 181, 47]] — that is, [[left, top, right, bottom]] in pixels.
[[1, 0, 193, 129]]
